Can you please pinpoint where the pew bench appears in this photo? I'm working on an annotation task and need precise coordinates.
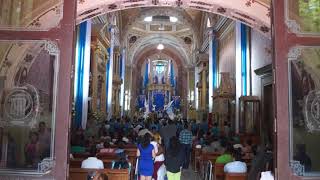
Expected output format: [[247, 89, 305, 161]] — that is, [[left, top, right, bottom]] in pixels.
[[69, 168, 129, 180], [225, 172, 247, 180], [214, 163, 225, 180]]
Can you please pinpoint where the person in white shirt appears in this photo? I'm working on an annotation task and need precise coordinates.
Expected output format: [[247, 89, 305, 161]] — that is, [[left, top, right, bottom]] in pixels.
[[260, 171, 274, 180], [81, 148, 104, 169], [151, 133, 165, 180], [224, 150, 247, 173]]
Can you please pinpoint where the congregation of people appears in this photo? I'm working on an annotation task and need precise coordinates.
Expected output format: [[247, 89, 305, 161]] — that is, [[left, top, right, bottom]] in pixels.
[[70, 116, 275, 180]]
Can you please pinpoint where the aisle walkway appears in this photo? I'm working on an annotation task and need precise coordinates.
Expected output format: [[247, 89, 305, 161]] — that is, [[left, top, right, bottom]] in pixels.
[[181, 167, 201, 180]]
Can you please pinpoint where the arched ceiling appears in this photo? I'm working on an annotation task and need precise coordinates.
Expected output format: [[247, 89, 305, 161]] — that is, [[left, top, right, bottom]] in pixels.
[[134, 47, 186, 73], [77, 0, 271, 36], [121, 7, 199, 46], [128, 34, 192, 67]]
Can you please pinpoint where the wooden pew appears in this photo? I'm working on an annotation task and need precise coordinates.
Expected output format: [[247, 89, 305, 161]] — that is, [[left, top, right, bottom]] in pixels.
[[225, 173, 247, 180], [197, 152, 221, 177], [70, 159, 114, 168], [192, 147, 202, 171], [214, 163, 225, 180], [69, 168, 129, 180], [73, 152, 90, 159]]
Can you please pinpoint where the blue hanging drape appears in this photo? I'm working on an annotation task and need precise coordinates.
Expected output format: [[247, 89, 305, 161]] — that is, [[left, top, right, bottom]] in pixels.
[[212, 39, 218, 89], [144, 62, 149, 87], [170, 62, 175, 87], [241, 23, 247, 96], [153, 92, 165, 111], [74, 22, 87, 128], [106, 48, 111, 113]]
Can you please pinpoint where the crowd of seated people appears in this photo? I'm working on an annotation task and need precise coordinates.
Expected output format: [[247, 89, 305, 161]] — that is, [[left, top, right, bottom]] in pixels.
[[190, 119, 275, 180], [70, 116, 275, 180]]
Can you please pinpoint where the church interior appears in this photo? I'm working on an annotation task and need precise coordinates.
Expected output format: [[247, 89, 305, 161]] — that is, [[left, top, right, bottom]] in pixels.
[[0, 0, 319, 179]]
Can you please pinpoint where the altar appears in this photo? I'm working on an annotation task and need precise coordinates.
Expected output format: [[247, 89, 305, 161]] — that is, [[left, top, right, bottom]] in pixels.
[[137, 59, 180, 113]]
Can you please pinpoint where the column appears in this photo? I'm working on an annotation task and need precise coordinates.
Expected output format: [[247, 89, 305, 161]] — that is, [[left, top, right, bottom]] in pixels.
[[201, 68, 206, 110], [120, 48, 125, 116], [235, 22, 250, 133], [106, 26, 115, 120], [208, 29, 218, 113], [195, 67, 199, 110], [74, 20, 92, 129]]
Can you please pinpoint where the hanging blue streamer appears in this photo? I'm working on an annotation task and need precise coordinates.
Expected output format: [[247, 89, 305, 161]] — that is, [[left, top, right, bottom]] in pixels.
[[144, 62, 149, 87], [106, 48, 111, 113], [241, 23, 247, 96], [119, 54, 122, 77], [212, 39, 218, 89], [75, 21, 87, 128], [170, 62, 175, 86]]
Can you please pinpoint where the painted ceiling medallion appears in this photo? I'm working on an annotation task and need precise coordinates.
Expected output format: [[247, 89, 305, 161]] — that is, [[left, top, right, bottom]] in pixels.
[[152, 0, 159, 5], [260, 25, 269, 33], [217, 7, 226, 14], [108, 4, 118, 10], [176, 0, 183, 7]]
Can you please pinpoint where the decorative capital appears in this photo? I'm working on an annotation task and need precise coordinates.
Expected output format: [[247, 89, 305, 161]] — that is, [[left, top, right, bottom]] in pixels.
[[290, 160, 305, 176], [45, 41, 59, 55], [287, 46, 302, 60], [38, 158, 55, 173], [285, 19, 301, 34]]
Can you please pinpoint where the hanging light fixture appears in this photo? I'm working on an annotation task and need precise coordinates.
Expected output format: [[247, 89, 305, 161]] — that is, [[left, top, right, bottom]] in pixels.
[[144, 16, 152, 22], [157, 43, 164, 50], [169, 16, 178, 23]]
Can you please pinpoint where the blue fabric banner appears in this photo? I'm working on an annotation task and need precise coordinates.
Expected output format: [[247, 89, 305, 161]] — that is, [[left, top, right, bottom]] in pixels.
[[170, 62, 175, 86], [144, 62, 149, 87], [137, 95, 145, 109], [153, 92, 165, 111], [212, 39, 218, 88], [106, 48, 111, 112], [119, 53, 122, 77], [74, 22, 87, 128], [241, 23, 247, 96], [172, 96, 181, 109]]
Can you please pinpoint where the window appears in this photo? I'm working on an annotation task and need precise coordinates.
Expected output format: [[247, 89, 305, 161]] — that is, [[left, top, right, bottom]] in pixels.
[[289, 46, 320, 176], [0, 41, 58, 174]]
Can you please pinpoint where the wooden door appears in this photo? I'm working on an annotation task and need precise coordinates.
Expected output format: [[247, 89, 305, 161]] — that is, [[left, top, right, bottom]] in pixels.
[[273, 0, 320, 179]]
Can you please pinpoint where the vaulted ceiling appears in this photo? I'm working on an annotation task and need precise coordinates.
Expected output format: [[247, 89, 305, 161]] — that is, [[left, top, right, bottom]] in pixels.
[[118, 7, 202, 67]]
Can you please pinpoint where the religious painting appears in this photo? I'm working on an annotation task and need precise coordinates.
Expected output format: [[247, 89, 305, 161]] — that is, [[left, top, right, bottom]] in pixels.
[[289, 46, 320, 174]]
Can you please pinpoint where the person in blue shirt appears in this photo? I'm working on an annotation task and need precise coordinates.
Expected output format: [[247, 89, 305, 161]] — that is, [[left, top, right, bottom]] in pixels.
[[200, 119, 208, 134], [191, 119, 199, 136], [179, 124, 193, 169], [137, 134, 156, 180], [211, 123, 220, 137]]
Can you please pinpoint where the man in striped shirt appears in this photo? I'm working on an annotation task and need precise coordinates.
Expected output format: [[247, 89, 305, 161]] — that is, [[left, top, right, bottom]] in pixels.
[[179, 123, 193, 169]]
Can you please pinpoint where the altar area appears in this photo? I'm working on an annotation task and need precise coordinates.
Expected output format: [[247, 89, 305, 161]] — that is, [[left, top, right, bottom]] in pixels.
[[136, 58, 181, 116]]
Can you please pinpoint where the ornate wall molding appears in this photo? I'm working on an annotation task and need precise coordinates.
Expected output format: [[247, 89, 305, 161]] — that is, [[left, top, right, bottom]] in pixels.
[[290, 160, 305, 176], [287, 46, 302, 60], [45, 41, 60, 55]]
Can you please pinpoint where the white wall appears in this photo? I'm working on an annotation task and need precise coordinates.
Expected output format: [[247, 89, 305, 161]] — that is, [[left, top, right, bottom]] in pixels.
[[251, 29, 272, 97]]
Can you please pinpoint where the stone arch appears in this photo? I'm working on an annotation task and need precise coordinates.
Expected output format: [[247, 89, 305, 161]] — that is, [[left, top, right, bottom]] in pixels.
[[77, 0, 271, 36], [128, 34, 192, 67]]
